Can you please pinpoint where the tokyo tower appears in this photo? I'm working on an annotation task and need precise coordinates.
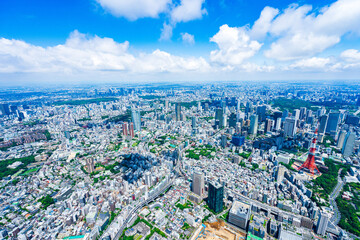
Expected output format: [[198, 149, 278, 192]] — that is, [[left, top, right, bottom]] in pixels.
[[298, 129, 320, 175]]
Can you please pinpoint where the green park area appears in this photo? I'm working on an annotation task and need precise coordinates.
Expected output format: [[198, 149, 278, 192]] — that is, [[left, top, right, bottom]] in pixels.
[[186, 144, 216, 160], [38, 195, 55, 209], [54, 97, 117, 106], [176, 201, 193, 210], [336, 183, 360, 237], [121, 216, 166, 240], [308, 159, 350, 206], [106, 110, 132, 123], [271, 98, 317, 112], [0, 155, 36, 179]]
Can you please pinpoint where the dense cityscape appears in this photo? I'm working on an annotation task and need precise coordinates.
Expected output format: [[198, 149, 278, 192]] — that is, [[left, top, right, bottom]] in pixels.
[[0, 81, 359, 240]]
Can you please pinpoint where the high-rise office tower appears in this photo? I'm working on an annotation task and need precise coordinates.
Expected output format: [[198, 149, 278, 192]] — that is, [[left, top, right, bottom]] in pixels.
[[215, 108, 225, 128], [0, 104, 10, 115], [282, 109, 289, 121], [191, 116, 197, 129], [317, 107, 326, 117], [292, 109, 300, 120], [229, 113, 237, 128], [192, 171, 204, 197], [237, 100, 241, 112], [197, 102, 202, 112], [337, 130, 347, 149], [275, 118, 282, 131], [264, 119, 273, 133], [145, 172, 152, 187], [204, 103, 209, 112], [221, 134, 227, 148], [342, 132, 355, 157], [10, 105, 17, 113], [165, 100, 169, 110], [299, 107, 307, 120], [129, 122, 135, 138], [245, 102, 253, 114], [316, 212, 329, 236], [122, 122, 128, 136], [325, 112, 340, 136], [208, 182, 224, 213], [175, 102, 181, 121], [249, 115, 258, 135], [284, 117, 297, 137], [273, 111, 282, 128], [318, 115, 328, 134], [256, 105, 266, 122], [131, 110, 141, 131], [306, 109, 312, 120], [228, 200, 251, 230], [276, 165, 286, 183]]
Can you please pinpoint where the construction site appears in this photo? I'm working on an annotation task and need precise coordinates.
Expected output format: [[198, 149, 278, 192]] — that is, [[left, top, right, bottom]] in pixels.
[[192, 220, 246, 240]]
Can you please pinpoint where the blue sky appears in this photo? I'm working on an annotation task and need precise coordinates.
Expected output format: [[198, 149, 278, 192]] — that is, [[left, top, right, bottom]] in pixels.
[[1, 0, 360, 85]]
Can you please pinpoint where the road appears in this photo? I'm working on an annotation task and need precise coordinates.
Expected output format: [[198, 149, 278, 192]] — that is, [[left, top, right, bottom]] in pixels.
[[329, 169, 343, 224]]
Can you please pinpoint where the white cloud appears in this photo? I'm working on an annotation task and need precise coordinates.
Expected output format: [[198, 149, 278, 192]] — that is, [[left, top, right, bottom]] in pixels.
[[250, 6, 279, 39], [170, 0, 207, 23], [97, 0, 207, 41], [210, 25, 262, 66], [159, 23, 173, 41], [0, 31, 209, 74], [259, 0, 360, 60], [289, 57, 331, 70], [341, 49, 360, 62], [96, 0, 171, 20], [137, 49, 209, 72], [181, 33, 195, 45]]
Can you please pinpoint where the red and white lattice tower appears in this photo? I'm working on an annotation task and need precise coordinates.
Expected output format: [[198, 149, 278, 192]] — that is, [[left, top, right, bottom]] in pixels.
[[298, 129, 320, 175]]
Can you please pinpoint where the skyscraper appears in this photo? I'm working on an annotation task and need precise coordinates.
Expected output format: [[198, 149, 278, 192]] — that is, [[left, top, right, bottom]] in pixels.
[[237, 100, 241, 112], [228, 200, 251, 230], [122, 122, 128, 136], [276, 165, 286, 183], [129, 122, 135, 138], [131, 109, 141, 131], [273, 111, 282, 129], [264, 119, 273, 133], [191, 116, 197, 129], [275, 118, 282, 131], [300, 107, 307, 120], [318, 115, 328, 134], [325, 112, 340, 136], [249, 115, 258, 135], [282, 109, 289, 121], [316, 212, 329, 236], [245, 102, 253, 114], [342, 132, 355, 157], [145, 172, 152, 187], [221, 134, 227, 148], [256, 105, 266, 122], [192, 171, 204, 197], [229, 113, 237, 128], [215, 108, 223, 127], [337, 130, 347, 149], [292, 109, 300, 120], [284, 117, 297, 137], [175, 102, 181, 121], [208, 182, 224, 213], [0, 104, 10, 115]]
